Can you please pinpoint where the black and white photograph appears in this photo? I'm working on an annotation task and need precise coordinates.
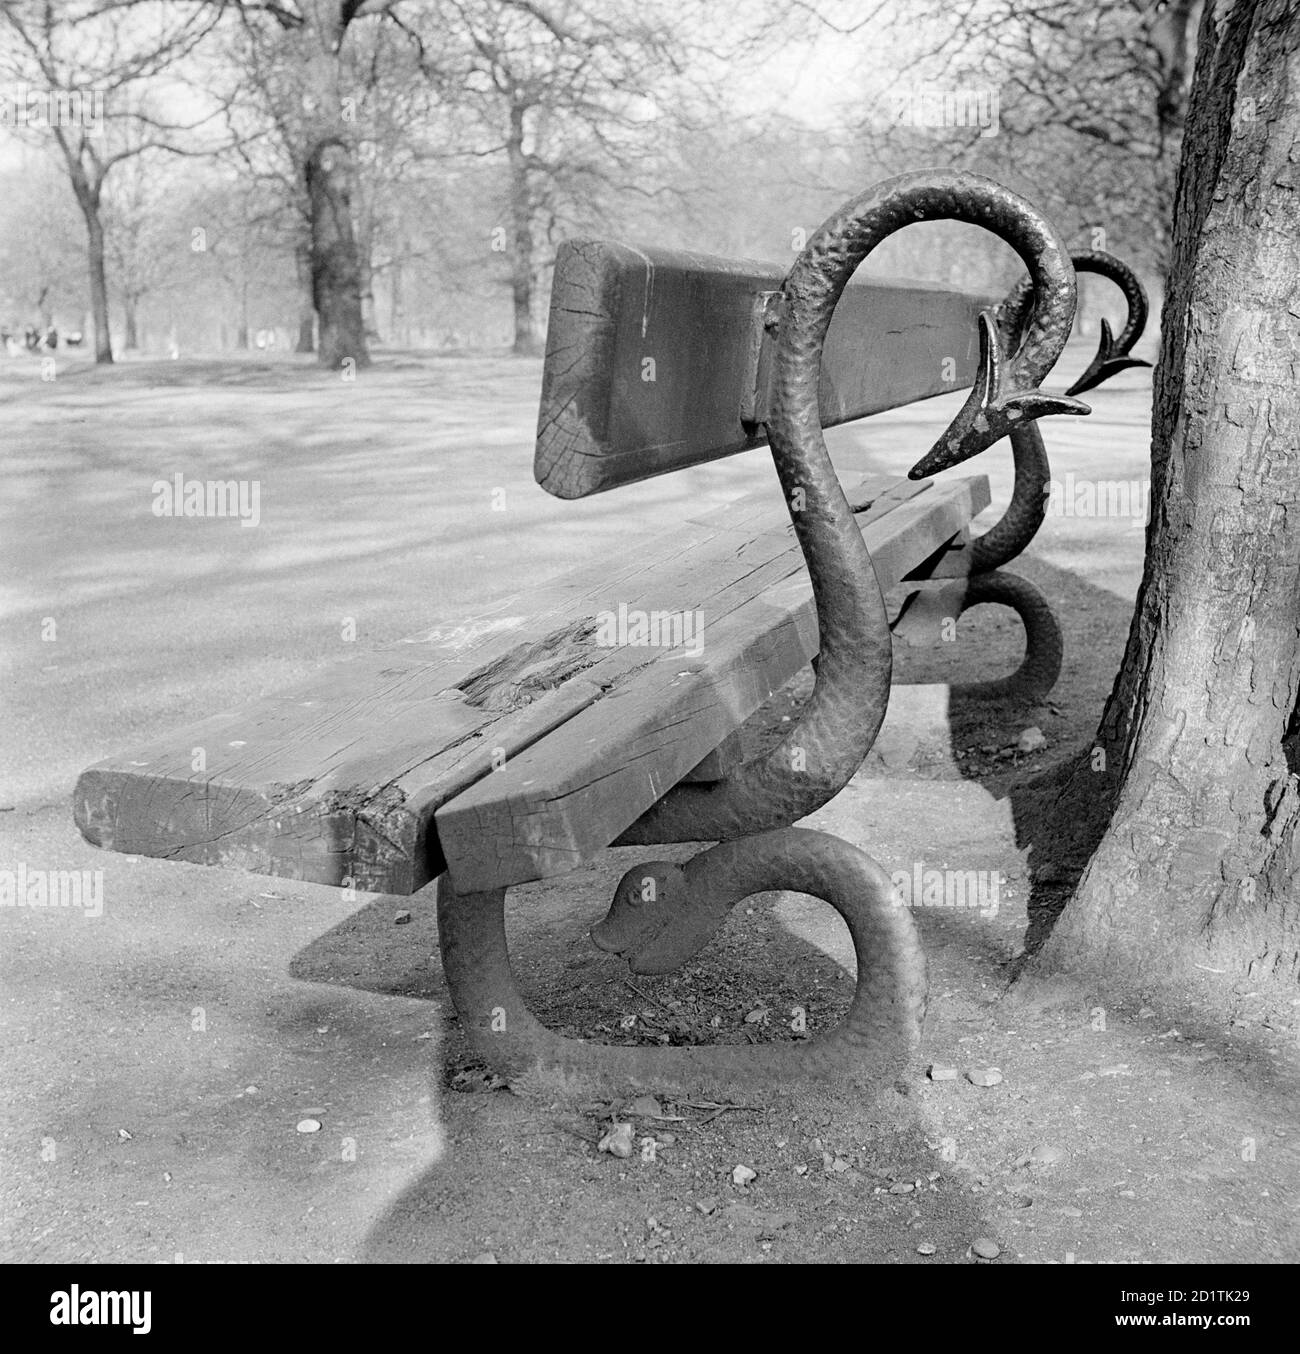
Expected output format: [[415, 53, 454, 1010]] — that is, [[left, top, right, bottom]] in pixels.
[[1, 0, 1296, 1292]]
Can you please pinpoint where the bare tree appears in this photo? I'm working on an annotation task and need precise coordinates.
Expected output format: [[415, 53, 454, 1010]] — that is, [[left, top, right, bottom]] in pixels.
[[0, 1, 220, 362], [867, 0, 1201, 273], [423, 0, 786, 355], [1022, 0, 1300, 1021], [220, 0, 423, 369]]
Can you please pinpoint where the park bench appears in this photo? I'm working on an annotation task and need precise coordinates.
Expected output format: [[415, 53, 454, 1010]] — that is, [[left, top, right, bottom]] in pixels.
[[74, 169, 1148, 1099]]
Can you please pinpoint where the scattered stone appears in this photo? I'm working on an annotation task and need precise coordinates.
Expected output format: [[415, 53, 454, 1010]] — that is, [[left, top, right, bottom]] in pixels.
[[732, 1164, 757, 1187], [394, 910, 412, 925], [744, 1007, 770, 1024], [831, 1157, 852, 1173], [1119, 1189, 1136, 1199], [927, 1064, 959, 1081], [471, 1252, 497, 1264], [657, 1133, 676, 1147], [1013, 1195, 1033, 1209], [927, 1171, 941, 1182], [965, 1067, 1004, 1087], [794, 1164, 808, 1176], [1138, 1006, 1156, 1018], [1030, 1144, 1064, 1166], [695, 1198, 718, 1215], [117, 1129, 133, 1141], [971, 1237, 1000, 1260], [1058, 1206, 1083, 1218], [917, 1242, 937, 1256], [1017, 726, 1048, 753], [626, 1094, 662, 1118], [296, 1119, 322, 1134], [889, 1181, 914, 1194], [1097, 1063, 1131, 1076], [598, 1122, 635, 1159], [723, 1202, 795, 1233]]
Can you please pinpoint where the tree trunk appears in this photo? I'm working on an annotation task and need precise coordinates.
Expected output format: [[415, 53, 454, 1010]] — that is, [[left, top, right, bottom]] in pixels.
[[1028, 0, 1300, 1015], [507, 102, 542, 356], [124, 297, 139, 351], [292, 242, 314, 352], [54, 134, 113, 365], [306, 136, 370, 370]]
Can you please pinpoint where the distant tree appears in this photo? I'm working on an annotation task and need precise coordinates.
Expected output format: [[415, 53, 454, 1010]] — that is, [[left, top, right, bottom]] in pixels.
[[220, 0, 427, 368], [0, 1, 220, 362], [0, 157, 87, 335], [876, 0, 1202, 273], [423, 0, 787, 354]]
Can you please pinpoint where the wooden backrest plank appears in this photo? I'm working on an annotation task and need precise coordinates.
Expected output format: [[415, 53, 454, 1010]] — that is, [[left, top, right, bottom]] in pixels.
[[536, 237, 997, 499]]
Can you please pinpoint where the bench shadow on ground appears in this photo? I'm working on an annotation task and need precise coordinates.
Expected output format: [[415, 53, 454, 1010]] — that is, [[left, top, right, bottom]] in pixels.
[[887, 551, 1130, 956]]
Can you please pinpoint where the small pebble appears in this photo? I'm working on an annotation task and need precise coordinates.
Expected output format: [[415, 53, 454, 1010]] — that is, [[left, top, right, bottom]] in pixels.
[[917, 1242, 936, 1256], [889, 1181, 914, 1194], [831, 1158, 852, 1173], [296, 1119, 322, 1134], [695, 1198, 718, 1215], [927, 1064, 959, 1081], [1030, 1144, 1064, 1165], [626, 1094, 662, 1117], [1058, 1206, 1083, 1218], [971, 1237, 1000, 1259], [471, 1252, 497, 1264], [1017, 726, 1047, 753], [732, 1164, 757, 1186], [965, 1067, 1004, 1087], [598, 1122, 635, 1159], [394, 910, 412, 925]]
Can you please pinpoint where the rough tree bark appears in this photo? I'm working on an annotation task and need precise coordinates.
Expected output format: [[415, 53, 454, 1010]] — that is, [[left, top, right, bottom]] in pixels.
[[61, 156, 113, 364], [294, 241, 316, 353], [1027, 0, 1300, 1016], [305, 135, 370, 369]]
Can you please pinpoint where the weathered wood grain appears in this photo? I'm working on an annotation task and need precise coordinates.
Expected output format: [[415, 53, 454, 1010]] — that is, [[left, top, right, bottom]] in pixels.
[[434, 476, 991, 893], [536, 237, 998, 499], [74, 470, 986, 895]]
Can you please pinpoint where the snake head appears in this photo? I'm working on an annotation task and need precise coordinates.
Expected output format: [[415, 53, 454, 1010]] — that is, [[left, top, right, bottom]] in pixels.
[[909, 311, 1090, 479], [590, 861, 692, 975], [1064, 318, 1153, 396]]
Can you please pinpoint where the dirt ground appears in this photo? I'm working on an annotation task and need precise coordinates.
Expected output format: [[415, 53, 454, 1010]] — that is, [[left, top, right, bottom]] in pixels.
[[3, 341, 1297, 1265]]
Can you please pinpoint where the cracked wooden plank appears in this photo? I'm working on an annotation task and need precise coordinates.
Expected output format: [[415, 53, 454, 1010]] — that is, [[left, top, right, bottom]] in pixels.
[[75, 466, 955, 894], [435, 474, 991, 892], [536, 237, 998, 499]]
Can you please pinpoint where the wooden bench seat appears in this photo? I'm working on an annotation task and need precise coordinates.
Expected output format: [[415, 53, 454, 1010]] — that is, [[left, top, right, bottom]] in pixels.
[[73, 467, 988, 896]]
